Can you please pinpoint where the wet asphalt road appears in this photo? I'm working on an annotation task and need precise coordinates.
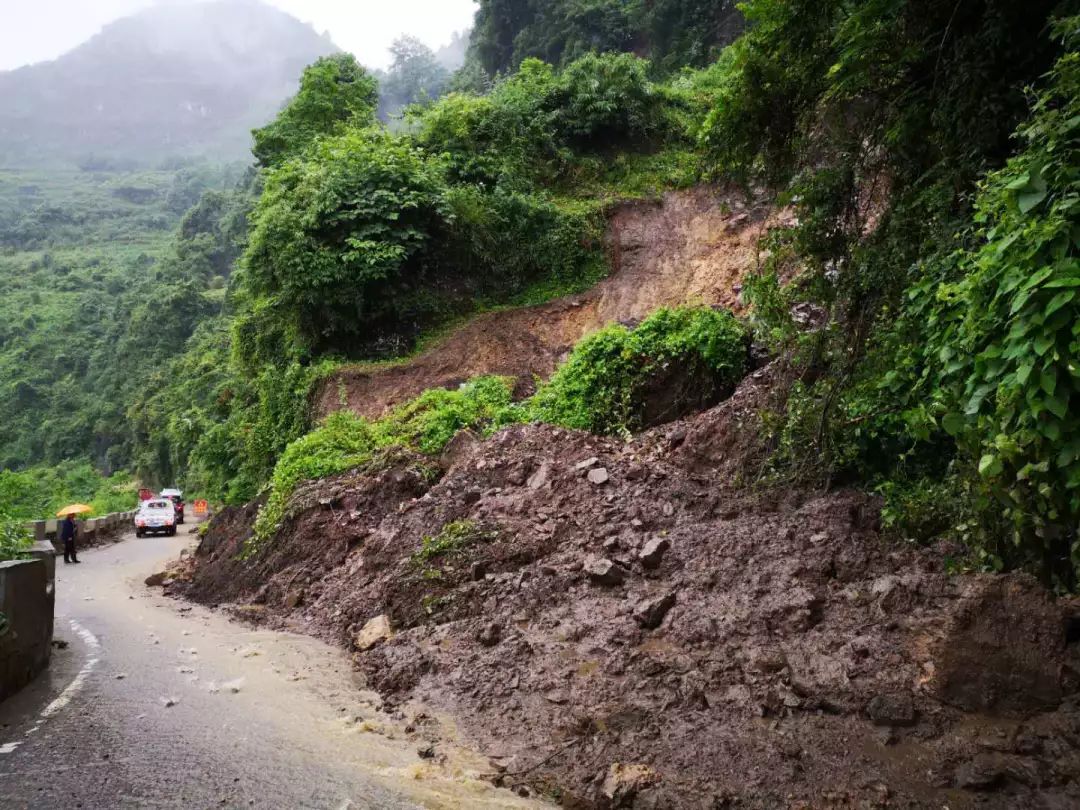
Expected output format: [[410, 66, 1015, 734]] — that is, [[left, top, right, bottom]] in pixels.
[[0, 530, 540, 810]]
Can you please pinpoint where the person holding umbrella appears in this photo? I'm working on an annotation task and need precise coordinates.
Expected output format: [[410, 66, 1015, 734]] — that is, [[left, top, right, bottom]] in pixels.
[[56, 504, 91, 564]]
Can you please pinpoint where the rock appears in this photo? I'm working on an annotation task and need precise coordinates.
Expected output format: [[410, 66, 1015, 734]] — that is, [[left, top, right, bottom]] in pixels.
[[638, 537, 670, 569], [470, 561, 488, 581], [587, 467, 610, 486], [440, 429, 481, 470], [585, 558, 626, 586], [284, 589, 304, 609], [955, 753, 1005, 790], [354, 615, 393, 651], [602, 763, 660, 806], [161, 696, 179, 708], [574, 457, 600, 471], [625, 463, 647, 482], [865, 693, 916, 727], [477, 622, 502, 647], [633, 592, 676, 629], [527, 462, 552, 490], [417, 745, 436, 760], [144, 571, 166, 587]]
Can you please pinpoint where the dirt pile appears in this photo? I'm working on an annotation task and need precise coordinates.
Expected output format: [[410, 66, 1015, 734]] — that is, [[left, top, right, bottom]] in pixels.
[[185, 375, 1080, 808], [315, 186, 782, 420]]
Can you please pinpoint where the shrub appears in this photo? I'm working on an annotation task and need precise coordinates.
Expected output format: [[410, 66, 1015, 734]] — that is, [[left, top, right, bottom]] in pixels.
[[411, 519, 498, 565], [523, 306, 749, 436], [251, 411, 376, 546], [0, 513, 31, 562], [241, 128, 447, 356]]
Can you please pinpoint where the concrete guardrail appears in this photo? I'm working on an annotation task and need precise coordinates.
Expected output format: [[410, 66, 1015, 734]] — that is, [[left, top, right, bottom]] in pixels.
[[28, 509, 137, 554], [0, 540, 56, 701]]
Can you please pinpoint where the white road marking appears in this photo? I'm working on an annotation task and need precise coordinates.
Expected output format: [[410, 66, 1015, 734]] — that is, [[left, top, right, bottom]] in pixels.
[[0, 619, 101, 754]]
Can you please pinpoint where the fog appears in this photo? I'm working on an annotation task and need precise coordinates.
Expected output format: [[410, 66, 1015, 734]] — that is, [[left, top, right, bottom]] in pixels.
[[0, 0, 478, 71]]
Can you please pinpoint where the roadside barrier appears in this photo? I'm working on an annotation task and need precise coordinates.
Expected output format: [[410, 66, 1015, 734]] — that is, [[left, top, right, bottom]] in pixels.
[[28, 511, 138, 553]]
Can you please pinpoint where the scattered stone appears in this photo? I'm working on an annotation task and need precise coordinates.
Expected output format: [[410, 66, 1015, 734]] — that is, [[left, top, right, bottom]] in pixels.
[[574, 457, 600, 471], [865, 693, 916, 727], [603, 763, 660, 805], [477, 622, 502, 647], [284, 589, 304, 609], [661, 502, 675, 517], [144, 572, 167, 587], [114, 673, 127, 680], [470, 561, 488, 581], [527, 462, 552, 490], [587, 468, 610, 486], [633, 592, 676, 629], [353, 614, 393, 651], [51, 639, 68, 650], [585, 558, 626, 586], [625, 463, 647, 482], [955, 754, 1005, 790], [638, 537, 670, 569], [417, 745, 435, 760], [161, 696, 179, 708]]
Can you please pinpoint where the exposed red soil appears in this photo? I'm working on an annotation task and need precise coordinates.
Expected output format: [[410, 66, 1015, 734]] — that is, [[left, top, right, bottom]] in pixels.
[[183, 366, 1080, 808], [315, 186, 784, 420]]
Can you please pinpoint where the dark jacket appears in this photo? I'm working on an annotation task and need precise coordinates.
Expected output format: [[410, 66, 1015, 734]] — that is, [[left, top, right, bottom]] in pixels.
[[60, 517, 77, 542]]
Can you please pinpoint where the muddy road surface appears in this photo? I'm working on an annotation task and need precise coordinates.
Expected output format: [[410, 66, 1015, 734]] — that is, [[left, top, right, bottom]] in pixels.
[[0, 529, 543, 809]]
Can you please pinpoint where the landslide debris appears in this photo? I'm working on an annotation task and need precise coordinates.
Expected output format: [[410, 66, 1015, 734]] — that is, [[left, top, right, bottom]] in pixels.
[[183, 368, 1080, 808]]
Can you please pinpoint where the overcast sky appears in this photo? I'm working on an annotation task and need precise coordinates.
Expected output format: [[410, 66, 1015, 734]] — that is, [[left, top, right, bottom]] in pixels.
[[0, 0, 479, 71]]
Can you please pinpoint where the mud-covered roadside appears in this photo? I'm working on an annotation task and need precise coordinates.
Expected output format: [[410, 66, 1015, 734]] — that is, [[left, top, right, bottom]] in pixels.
[[178, 372, 1080, 808]]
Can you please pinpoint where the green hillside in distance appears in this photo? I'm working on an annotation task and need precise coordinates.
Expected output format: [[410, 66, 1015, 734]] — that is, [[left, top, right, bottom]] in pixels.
[[0, 0, 338, 169]]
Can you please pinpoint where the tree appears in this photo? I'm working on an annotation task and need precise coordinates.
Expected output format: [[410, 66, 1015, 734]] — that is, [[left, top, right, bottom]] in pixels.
[[378, 36, 451, 121], [252, 53, 379, 168]]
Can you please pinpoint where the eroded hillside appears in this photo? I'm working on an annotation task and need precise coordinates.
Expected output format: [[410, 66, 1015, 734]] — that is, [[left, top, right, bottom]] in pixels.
[[317, 187, 781, 420]]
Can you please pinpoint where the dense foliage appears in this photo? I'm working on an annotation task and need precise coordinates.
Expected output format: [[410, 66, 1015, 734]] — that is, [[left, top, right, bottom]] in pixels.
[[705, 1, 1080, 586], [468, 0, 743, 77], [0, 462, 137, 520], [0, 164, 249, 477]]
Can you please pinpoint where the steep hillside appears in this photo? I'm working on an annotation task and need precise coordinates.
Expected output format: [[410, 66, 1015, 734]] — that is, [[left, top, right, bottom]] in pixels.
[[0, 0, 337, 168], [316, 187, 783, 419]]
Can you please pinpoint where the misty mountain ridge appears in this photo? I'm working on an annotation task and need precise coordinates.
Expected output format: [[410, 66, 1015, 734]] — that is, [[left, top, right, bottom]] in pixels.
[[0, 0, 339, 168]]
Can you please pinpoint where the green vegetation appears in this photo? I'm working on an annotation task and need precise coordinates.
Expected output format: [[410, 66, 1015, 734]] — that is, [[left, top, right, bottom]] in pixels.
[[468, 0, 743, 77], [412, 520, 498, 566], [0, 463, 137, 520], [251, 377, 515, 547], [520, 307, 748, 436], [0, 515, 32, 563]]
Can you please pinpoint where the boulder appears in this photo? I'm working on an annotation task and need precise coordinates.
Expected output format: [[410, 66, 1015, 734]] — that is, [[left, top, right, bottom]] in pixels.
[[602, 763, 660, 806], [633, 592, 676, 629], [354, 614, 393, 651], [865, 692, 916, 726], [638, 537, 670, 570], [585, 558, 626, 586]]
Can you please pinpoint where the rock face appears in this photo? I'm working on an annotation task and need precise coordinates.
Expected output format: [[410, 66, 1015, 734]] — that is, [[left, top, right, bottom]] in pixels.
[[186, 386, 1080, 809]]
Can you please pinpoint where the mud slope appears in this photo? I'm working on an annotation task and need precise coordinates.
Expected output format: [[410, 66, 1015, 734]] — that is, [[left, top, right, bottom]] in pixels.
[[184, 368, 1080, 809], [316, 186, 779, 420]]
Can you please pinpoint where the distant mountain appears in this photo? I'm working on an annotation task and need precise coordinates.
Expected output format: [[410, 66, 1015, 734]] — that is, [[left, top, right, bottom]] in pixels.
[[0, 0, 339, 168]]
